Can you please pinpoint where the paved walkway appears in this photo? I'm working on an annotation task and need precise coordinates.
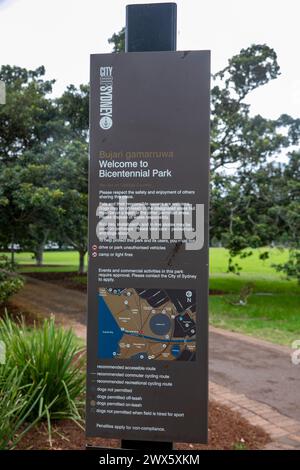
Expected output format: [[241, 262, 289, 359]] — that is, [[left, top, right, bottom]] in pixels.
[[12, 277, 300, 449], [210, 382, 300, 449], [210, 326, 300, 422]]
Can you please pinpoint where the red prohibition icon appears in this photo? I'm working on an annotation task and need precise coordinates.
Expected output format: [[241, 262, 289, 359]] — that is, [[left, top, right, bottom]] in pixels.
[[92, 244, 97, 251]]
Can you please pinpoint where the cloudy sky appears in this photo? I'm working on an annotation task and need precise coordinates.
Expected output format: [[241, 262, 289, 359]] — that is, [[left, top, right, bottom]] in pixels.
[[0, 0, 299, 119]]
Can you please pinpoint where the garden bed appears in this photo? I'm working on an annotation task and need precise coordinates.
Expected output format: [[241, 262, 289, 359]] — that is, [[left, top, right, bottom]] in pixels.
[[0, 301, 40, 326], [17, 401, 270, 451], [26, 271, 87, 292]]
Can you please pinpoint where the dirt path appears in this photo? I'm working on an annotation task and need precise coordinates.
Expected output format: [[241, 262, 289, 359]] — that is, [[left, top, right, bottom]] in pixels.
[[12, 277, 87, 339], [12, 277, 300, 422]]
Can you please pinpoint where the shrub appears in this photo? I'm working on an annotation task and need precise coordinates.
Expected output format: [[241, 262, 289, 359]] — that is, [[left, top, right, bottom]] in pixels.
[[0, 362, 49, 449], [0, 315, 85, 425], [0, 255, 24, 304]]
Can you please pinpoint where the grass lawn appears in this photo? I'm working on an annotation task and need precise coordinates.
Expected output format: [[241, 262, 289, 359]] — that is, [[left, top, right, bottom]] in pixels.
[[7, 246, 290, 274], [208, 248, 300, 346], [2, 247, 299, 346], [209, 293, 299, 345], [5, 250, 87, 271]]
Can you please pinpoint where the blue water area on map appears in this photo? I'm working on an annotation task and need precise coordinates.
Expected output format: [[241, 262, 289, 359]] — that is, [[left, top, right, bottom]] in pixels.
[[98, 295, 123, 359], [171, 344, 181, 357]]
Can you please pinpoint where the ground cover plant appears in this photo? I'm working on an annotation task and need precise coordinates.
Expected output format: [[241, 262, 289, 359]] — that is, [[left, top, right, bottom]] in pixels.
[[0, 315, 85, 447]]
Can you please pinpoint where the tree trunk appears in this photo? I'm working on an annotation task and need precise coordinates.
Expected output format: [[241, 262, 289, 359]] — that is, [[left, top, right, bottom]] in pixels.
[[78, 251, 86, 274], [34, 230, 49, 266], [34, 243, 44, 266], [10, 234, 15, 266]]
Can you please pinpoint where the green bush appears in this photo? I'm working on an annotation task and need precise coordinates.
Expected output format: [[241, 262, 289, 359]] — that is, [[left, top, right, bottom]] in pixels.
[[0, 362, 49, 449], [0, 255, 24, 304], [0, 315, 85, 425]]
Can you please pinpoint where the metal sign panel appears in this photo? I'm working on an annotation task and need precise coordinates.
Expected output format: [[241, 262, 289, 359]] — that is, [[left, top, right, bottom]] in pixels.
[[87, 51, 210, 443]]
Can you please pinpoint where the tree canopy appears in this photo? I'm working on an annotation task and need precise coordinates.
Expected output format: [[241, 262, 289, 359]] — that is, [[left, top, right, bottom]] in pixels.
[[106, 31, 300, 278]]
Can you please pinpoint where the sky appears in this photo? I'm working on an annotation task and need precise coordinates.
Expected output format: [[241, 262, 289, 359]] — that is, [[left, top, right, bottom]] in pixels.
[[0, 0, 299, 119]]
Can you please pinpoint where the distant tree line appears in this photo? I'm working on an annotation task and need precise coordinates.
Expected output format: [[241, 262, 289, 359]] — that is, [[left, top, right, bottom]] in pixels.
[[0, 34, 299, 279]]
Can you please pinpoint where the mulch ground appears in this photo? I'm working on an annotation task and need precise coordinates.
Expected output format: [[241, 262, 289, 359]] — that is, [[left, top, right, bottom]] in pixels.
[[25, 272, 224, 295], [26, 271, 87, 292], [17, 401, 270, 450], [0, 301, 40, 326]]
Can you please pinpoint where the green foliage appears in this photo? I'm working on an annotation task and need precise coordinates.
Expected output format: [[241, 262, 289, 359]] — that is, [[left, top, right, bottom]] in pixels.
[[0, 316, 85, 423], [108, 27, 125, 52], [273, 250, 300, 283], [49, 139, 88, 273], [259, 251, 269, 262], [216, 44, 280, 99], [57, 84, 89, 138], [0, 65, 63, 263], [233, 440, 247, 450], [210, 44, 293, 174], [21, 138, 88, 272], [0, 315, 84, 448], [0, 73, 88, 270], [0, 65, 56, 163], [0, 255, 23, 304], [0, 363, 48, 450], [209, 44, 300, 272], [211, 153, 300, 273]]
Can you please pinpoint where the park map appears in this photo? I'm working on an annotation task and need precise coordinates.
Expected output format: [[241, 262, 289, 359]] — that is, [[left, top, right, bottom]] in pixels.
[[98, 287, 196, 361]]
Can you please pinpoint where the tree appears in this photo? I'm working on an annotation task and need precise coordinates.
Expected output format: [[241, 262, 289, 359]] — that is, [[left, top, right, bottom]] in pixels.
[[107, 35, 300, 271], [109, 35, 300, 274], [56, 84, 89, 273], [271, 151, 300, 282], [211, 44, 299, 174], [0, 67, 88, 268], [108, 27, 125, 52], [17, 151, 65, 266], [57, 84, 89, 139], [210, 153, 300, 277], [49, 139, 88, 274], [209, 45, 300, 269], [107, 34, 299, 177], [0, 65, 61, 263], [16, 137, 88, 272], [0, 65, 59, 163], [0, 150, 64, 265]]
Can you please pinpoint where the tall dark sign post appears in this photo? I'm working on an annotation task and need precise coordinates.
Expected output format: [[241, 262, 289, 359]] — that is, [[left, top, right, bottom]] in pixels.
[[86, 3, 210, 450], [126, 3, 177, 52]]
